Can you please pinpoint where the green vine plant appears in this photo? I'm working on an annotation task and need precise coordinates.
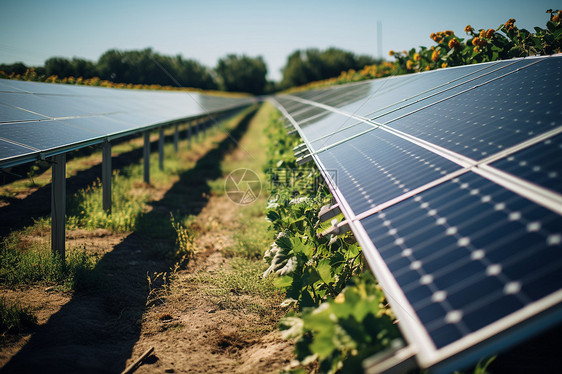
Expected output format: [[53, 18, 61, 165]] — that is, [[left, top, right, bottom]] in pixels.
[[263, 111, 399, 373]]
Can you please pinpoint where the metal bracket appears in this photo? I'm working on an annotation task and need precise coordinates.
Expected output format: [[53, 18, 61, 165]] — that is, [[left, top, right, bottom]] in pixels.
[[363, 340, 418, 374], [293, 143, 307, 153], [294, 148, 310, 159], [318, 203, 341, 222], [296, 154, 313, 165]]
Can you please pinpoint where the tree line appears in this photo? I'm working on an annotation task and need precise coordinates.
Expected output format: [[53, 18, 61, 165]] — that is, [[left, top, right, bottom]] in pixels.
[[0, 47, 380, 94]]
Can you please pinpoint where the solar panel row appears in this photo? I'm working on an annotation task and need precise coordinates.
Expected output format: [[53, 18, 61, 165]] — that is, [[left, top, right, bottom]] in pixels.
[[0, 79, 254, 167], [272, 54, 562, 372]]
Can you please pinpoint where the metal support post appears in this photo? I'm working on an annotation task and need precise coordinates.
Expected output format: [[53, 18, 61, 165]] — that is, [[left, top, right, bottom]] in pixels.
[[102, 140, 112, 213], [173, 123, 179, 152], [158, 126, 164, 170], [51, 153, 66, 260], [143, 131, 150, 184]]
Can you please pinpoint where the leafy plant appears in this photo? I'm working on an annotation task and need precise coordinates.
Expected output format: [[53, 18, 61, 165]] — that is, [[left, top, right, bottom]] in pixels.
[[280, 272, 398, 374]]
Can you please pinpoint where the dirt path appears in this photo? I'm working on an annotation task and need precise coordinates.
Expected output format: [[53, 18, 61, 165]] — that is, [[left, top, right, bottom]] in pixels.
[[0, 104, 294, 373], [128, 195, 293, 374]]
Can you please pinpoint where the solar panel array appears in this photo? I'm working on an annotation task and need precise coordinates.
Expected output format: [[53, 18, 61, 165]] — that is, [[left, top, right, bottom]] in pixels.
[[272, 55, 562, 372], [0, 79, 253, 168]]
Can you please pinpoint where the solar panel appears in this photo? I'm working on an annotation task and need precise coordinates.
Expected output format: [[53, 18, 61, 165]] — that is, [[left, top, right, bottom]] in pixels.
[[272, 54, 562, 372], [0, 79, 253, 167]]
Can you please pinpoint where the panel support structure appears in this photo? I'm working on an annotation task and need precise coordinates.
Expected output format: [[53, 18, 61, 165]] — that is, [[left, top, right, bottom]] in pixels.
[[51, 153, 66, 260], [173, 123, 179, 152], [158, 126, 164, 171], [102, 140, 112, 213], [143, 131, 150, 184]]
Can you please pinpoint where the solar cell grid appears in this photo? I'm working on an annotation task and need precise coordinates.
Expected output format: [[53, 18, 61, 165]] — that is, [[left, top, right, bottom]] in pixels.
[[360, 172, 562, 349], [0, 120, 104, 151], [272, 54, 562, 371], [490, 133, 562, 194], [309, 121, 372, 150], [0, 138, 37, 160], [384, 57, 561, 160], [316, 129, 461, 214]]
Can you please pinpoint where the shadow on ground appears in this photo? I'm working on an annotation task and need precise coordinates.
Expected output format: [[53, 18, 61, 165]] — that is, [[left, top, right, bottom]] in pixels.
[[0, 106, 258, 373]]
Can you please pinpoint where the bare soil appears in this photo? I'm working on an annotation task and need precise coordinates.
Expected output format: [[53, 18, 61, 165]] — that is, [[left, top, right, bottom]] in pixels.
[[0, 107, 295, 373]]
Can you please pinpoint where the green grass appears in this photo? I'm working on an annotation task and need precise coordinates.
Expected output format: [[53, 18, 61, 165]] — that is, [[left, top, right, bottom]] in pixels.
[[0, 298, 37, 336], [0, 240, 99, 290], [194, 257, 282, 316]]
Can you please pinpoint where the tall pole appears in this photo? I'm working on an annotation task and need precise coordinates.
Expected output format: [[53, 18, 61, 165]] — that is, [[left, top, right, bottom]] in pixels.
[[143, 131, 150, 184], [102, 140, 112, 213], [158, 126, 164, 171], [51, 153, 66, 261]]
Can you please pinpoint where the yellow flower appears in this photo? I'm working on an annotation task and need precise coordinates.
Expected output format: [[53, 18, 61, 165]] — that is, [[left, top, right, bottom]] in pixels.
[[441, 63, 448, 68], [472, 37, 480, 46], [425, 65, 431, 71], [445, 30, 454, 36], [505, 18, 516, 31], [414, 53, 421, 61], [388, 50, 395, 56], [448, 38, 460, 49], [479, 29, 486, 38], [486, 29, 495, 39], [474, 46, 480, 53], [431, 50, 439, 62], [465, 25, 474, 33], [406, 60, 414, 70]]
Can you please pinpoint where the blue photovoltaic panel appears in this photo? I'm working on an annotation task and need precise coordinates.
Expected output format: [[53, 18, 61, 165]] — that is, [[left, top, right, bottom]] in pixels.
[[0, 120, 103, 150], [290, 105, 329, 124], [272, 54, 562, 371], [316, 129, 460, 214], [58, 117, 139, 136], [300, 112, 362, 144], [0, 139, 36, 160], [0, 79, 253, 167], [309, 121, 372, 150], [366, 60, 539, 123], [0, 102, 48, 123], [383, 57, 562, 160], [490, 134, 562, 195], [359, 172, 562, 348]]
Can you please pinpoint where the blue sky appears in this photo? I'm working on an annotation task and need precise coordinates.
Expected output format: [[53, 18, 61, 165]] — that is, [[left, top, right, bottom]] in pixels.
[[0, 0, 557, 81]]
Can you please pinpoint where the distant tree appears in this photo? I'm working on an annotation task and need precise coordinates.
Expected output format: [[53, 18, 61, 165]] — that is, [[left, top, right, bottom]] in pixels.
[[71, 58, 97, 79], [45, 57, 75, 77], [97, 48, 217, 89], [215, 54, 268, 94], [0, 62, 29, 75], [281, 47, 380, 88], [167, 55, 217, 90]]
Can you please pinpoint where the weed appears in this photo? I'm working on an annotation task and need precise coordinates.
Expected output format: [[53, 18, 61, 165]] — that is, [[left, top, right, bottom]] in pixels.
[[0, 239, 98, 290], [0, 298, 37, 336], [194, 257, 283, 315], [170, 213, 197, 264]]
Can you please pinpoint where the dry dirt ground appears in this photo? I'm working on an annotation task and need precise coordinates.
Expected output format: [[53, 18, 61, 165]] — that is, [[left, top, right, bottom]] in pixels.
[[0, 107, 295, 373], [128, 196, 293, 374]]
